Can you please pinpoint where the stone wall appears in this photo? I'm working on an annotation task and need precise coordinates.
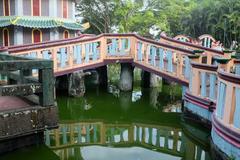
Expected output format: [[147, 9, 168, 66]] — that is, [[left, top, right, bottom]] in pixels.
[[0, 106, 58, 145]]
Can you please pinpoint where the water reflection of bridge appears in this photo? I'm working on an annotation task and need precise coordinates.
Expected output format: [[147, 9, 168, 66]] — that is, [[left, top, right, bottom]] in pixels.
[[45, 121, 210, 160]]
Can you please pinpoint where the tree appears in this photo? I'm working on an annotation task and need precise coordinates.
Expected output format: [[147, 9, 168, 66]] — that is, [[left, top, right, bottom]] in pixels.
[[181, 0, 240, 47], [76, 0, 240, 47], [76, 0, 116, 34]]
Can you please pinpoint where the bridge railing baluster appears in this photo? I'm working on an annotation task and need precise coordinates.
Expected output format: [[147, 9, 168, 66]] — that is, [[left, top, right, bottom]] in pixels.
[[85, 43, 90, 63], [159, 48, 164, 70], [68, 45, 74, 68], [189, 61, 218, 102], [93, 124, 98, 143], [51, 48, 58, 71], [93, 42, 98, 61], [167, 50, 173, 73], [146, 45, 150, 65], [86, 125, 90, 143], [120, 38, 126, 55], [77, 125, 82, 143], [60, 47, 66, 68], [184, 56, 190, 79]]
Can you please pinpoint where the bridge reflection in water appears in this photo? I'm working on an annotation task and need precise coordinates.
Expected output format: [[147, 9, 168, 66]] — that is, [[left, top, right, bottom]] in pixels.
[[45, 121, 210, 160], [42, 85, 211, 160]]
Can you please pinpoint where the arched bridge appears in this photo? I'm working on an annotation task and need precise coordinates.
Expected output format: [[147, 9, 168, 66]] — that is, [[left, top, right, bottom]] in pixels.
[[1, 33, 227, 86]]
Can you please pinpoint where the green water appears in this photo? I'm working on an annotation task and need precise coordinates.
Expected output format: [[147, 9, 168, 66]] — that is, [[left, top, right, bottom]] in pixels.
[[0, 83, 212, 160]]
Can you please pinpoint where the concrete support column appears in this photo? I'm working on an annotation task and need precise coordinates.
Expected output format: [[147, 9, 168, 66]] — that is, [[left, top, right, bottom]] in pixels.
[[14, 26, 23, 45], [68, 71, 90, 97], [119, 63, 134, 91], [141, 71, 161, 88], [119, 92, 132, 111], [96, 65, 108, 88], [150, 74, 161, 87], [162, 78, 172, 85], [141, 70, 150, 88], [149, 88, 159, 108]]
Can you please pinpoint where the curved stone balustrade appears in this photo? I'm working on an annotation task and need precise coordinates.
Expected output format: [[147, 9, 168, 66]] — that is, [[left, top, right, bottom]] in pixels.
[[174, 35, 190, 43], [198, 34, 217, 48], [212, 70, 240, 159], [184, 61, 218, 123], [160, 34, 230, 65], [235, 60, 240, 74], [174, 34, 217, 49], [184, 56, 240, 159]]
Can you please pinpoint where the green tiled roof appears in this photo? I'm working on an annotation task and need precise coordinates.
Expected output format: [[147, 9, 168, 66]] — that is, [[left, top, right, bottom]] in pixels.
[[0, 16, 83, 30]]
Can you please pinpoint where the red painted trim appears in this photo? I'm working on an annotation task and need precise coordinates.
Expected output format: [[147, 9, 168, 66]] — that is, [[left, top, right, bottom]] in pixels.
[[104, 58, 133, 64], [64, 31, 69, 39], [160, 35, 224, 55], [234, 60, 240, 64], [0, 47, 8, 52], [54, 58, 188, 87], [133, 61, 189, 86], [3, 29, 9, 46], [4, 0, 10, 16], [54, 58, 134, 77], [8, 34, 95, 53], [218, 70, 240, 84], [212, 114, 240, 147], [32, 0, 40, 16], [213, 126, 240, 148], [62, 0, 67, 18], [8, 34, 194, 55], [185, 97, 209, 110], [54, 62, 105, 77], [184, 92, 216, 111], [191, 62, 218, 71], [33, 29, 41, 43]]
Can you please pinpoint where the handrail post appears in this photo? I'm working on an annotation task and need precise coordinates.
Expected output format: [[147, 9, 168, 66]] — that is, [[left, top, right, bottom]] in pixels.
[[51, 48, 58, 71], [68, 45, 74, 67], [176, 54, 183, 78], [100, 37, 107, 61], [188, 55, 202, 94], [206, 53, 212, 65], [130, 36, 137, 59], [39, 64, 55, 107]]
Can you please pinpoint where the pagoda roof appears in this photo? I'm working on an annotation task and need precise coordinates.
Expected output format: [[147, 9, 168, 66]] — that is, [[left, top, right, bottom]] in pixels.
[[0, 16, 83, 30]]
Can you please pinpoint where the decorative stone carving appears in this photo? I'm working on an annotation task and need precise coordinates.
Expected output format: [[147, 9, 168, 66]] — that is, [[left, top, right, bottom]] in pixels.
[[68, 71, 91, 97]]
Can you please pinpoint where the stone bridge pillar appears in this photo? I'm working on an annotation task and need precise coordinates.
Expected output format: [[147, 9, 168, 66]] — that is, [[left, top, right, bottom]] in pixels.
[[96, 65, 108, 88], [141, 71, 161, 88], [119, 63, 134, 91], [68, 71, 91, 97], [141, 71, 150, 88]]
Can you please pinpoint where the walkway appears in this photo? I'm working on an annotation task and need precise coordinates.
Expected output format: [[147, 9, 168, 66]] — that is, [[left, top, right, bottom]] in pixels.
[[1, 33, 225, 86]]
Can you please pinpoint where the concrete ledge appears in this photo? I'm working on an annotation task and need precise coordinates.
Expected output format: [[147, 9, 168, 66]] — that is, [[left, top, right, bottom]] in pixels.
[[183, 105, 212, 129], [212, 129, 240, 160], [210, 138, 228, 160], [0, 132, 44, 154], [0, 105, 58, 141], [184, 100, 212, 122]]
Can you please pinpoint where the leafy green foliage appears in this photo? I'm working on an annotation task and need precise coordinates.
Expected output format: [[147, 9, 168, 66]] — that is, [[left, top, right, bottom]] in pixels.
[[181, 0, 240, 47], [76, 0, 240, 47]]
